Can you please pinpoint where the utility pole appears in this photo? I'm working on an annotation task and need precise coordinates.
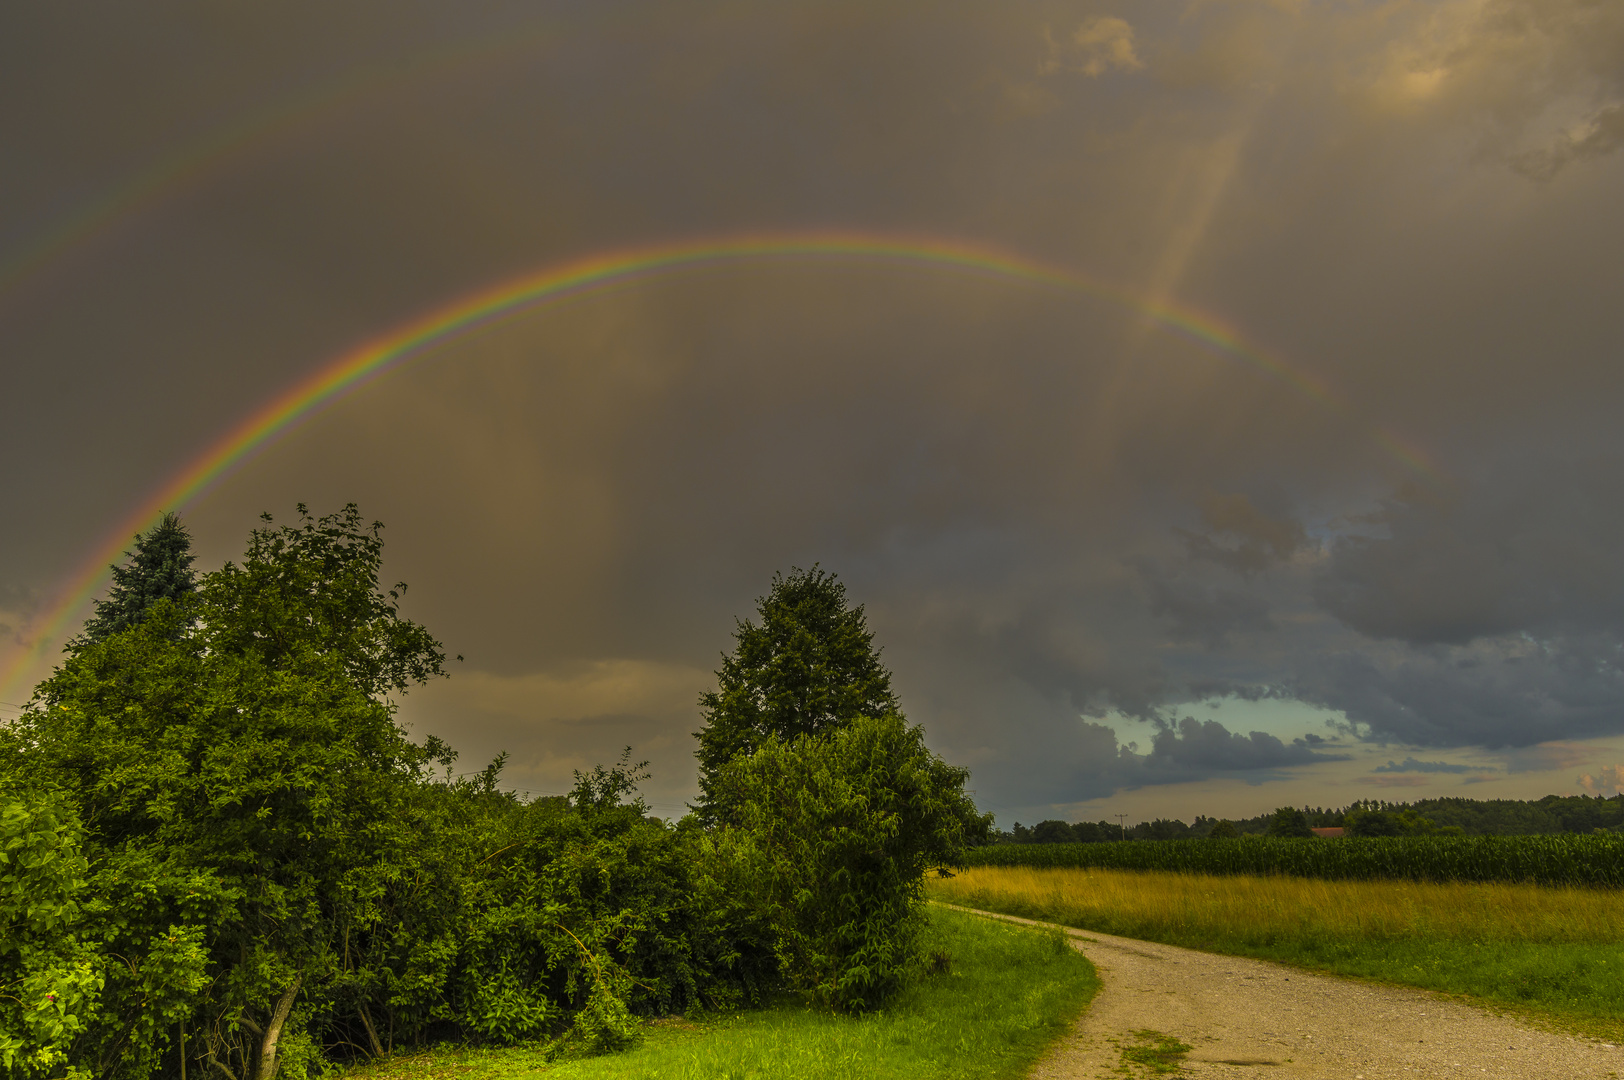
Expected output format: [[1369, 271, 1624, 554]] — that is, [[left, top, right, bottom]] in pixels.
[[1115, 813, 1128, 841]]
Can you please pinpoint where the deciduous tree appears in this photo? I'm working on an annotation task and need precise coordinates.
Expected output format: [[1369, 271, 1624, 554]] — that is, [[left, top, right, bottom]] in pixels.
[[4, 505, 452, 1080]]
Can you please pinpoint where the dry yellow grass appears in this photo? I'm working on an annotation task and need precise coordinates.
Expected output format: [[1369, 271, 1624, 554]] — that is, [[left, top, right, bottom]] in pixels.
[[928, 865, 1624, 944]]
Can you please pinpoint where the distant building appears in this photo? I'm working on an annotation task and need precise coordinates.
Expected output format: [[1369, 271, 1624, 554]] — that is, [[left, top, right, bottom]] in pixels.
[[1310, 827, 1345, 838]]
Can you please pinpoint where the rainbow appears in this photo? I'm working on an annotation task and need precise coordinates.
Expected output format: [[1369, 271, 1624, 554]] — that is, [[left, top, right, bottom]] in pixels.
[[0, 230, 1448, 701]]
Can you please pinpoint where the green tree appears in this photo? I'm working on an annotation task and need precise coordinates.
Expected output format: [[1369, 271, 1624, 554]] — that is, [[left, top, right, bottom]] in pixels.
[[0, 787, 103, 1080], [1032, 820, 1077, 844], [3, 505, 453, 1080], [1267, 806, 1314, 838], [1205, 819, 1239, 839], [709, 714, 990, 1012], [76, 512, 197, 643], [693, 567, 899, 822]]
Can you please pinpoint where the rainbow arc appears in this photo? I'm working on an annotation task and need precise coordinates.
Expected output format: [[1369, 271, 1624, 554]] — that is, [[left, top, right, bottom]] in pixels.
[[0, 231, 1446, 700]]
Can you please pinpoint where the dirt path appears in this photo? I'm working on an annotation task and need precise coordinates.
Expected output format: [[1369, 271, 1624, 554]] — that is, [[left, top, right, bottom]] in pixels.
[[940, 904, 1623, 1079]]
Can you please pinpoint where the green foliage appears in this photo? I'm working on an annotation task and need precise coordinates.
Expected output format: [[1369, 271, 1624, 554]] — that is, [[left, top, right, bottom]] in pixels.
[[1266, 806, 1314, 838], [2, 505, 453, 1080], [1344, 807, 1452, 837], [0, 787, 102, 1080], [6, 521, 993, 1075], [1030, 820, 1077, 844], [693, 567, 899, 823], [338, 906, 1101, 1080], [1205, 819, 1239, 839], [335, 760, 770, 1060], [709, 715, 990, 1012], [76, 512, 197, 643], [961, 832, 1624, 885]]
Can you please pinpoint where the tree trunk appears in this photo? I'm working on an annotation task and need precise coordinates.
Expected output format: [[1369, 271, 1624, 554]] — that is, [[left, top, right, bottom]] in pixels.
[[254, 977, 302, 1080], [357, 1004, 386, 1060]]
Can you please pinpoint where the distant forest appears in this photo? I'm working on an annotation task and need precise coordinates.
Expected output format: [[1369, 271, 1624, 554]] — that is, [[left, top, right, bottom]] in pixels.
[[999, 793, 1624, 843]]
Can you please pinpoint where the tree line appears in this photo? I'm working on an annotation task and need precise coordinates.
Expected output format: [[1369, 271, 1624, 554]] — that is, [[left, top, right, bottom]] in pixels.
[[1002, 793, 1624, 845], [1, 508, 987, 1080]]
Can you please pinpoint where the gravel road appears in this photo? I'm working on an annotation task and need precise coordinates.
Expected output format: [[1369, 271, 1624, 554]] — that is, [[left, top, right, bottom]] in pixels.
[[940, 904, 1623, 1079]]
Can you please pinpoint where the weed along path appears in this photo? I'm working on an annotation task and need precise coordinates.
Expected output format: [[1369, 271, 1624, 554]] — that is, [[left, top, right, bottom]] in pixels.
[[935, 904, 1623, 1079]]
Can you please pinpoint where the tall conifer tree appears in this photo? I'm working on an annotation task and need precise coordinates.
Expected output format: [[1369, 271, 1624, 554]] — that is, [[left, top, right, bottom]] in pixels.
[[693, 566, 900, 822], [79, 511, 197, 642]]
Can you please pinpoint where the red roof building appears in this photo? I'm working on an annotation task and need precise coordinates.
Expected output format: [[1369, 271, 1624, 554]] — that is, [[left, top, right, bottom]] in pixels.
[[1310, 827, 1345, 838]]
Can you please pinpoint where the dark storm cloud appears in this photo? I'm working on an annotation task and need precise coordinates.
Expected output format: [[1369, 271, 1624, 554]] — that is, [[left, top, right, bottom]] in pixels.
[[1291, 634, 1624, 750], [1141, 717, 1347, 778], [1036, 717, 1349, 804], [1146, 576, 1273, 649], [5, 0, 1624, 819], [1289, 460, 1624, 748], [1316, 465, 1624, 644], [1178, 493, 1307, 577]]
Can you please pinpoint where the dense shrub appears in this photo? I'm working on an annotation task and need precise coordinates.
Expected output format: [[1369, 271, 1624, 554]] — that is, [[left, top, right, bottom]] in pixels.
[[327, 759, 779, 1060], [710, 715, 989, 1012], [961, 833, 1624, 886]]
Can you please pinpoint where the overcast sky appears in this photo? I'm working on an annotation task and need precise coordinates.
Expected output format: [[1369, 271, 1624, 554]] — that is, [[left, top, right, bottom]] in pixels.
[[3, 0, 1622, 824]]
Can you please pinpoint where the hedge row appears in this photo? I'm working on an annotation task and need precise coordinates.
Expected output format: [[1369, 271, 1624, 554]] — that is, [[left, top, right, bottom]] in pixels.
[[961, 834, 1624, 887]]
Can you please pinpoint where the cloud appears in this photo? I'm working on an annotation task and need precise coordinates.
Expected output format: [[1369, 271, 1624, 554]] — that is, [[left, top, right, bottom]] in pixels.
[[1578, 764, 1624, 796], [1511, 105, 1624, 180], [1373, 757, 1479, 774], [1347, 0, 1624, 179], [1369, 774, 1431, 789], [1292, 634, 1624, 749], [1042, 16, 1144, 77], [396, 660, 713, 814], [1146, 576, 1273, 648], [1179, 493, 1308, 576], [1315, 465, 1624, 645], [1141, 716, 1346, 776], [1500, 742, 1597, 774]]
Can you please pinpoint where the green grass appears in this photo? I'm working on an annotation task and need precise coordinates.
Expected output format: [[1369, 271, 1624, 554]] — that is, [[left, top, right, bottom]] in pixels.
[[340, 905, 1100, 1080], [1116, 1030, 1193, 1075], [930, 865, 1624, 1042]]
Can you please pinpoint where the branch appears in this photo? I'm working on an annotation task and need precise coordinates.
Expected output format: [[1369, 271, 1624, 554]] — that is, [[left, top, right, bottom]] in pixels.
[[205, 1051, 241, 1080]]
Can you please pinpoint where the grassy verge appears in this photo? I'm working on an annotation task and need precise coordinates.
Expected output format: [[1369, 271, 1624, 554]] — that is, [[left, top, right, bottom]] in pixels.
[[340, 905, 1099, 1080], [927, 865, 1624, 1041]]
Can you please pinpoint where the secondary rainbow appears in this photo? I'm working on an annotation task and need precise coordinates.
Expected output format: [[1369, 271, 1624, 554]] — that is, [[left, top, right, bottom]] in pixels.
[[0, 18, 562, 300], [0, 230, 1447, 700]]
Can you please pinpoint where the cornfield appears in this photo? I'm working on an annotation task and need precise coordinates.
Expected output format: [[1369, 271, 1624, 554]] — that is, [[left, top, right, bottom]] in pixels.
[[960, 834, 1624, 887]]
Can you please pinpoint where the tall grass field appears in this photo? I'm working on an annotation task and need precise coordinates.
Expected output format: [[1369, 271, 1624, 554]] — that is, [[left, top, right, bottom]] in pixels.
[[341, 905, 1099, 1080], [929, 866, 1624, 1039], [962, 833, 1624, 886]]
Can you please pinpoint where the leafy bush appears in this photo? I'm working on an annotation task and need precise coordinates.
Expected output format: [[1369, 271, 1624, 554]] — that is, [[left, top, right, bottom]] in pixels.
[[961, 833, 1624, 886], [0, 788, 102, 1080], [331, 758, 776, 1059], [710, 715, 989, 1012]]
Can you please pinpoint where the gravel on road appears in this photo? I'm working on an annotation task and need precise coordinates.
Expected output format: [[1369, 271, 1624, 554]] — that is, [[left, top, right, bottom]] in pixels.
[[936, 904, 1623, 1079]]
